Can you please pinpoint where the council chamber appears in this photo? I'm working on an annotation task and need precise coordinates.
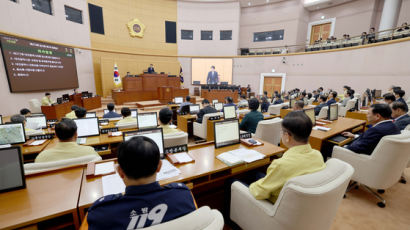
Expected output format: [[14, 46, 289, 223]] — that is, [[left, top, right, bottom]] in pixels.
[[0, 0, 409, 229]]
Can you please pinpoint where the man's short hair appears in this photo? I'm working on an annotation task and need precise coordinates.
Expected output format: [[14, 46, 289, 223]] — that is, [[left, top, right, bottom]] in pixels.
[[185, 96, 191, 102], [249, 98, 260, 111], [107, 103, 115, 111], [263, 91, 268, 95], [370, 104, 392, 119], [55, 118, 77, 141], [241, 95, 246, 99], [331, 91, 337, 98], [20, 108, 31, 116], [307, 93, 312, 99], [159, 107, 173, 125], [344, 85, 351, 90], [294, 100, 304, 109], [121, 107, 131, 117], [394, 89, 405, 98], [383, 93, 396, 102], [282, 111, 312, 143], [71, 105, 79, 111], [202, 99, 210, 105], [391, 101, 409, 113], [347, 90, 353, 97], [211, 66, 215, 69], [75, 107, 87, 118], [10, 114, 26, 124], [45, 92, 50, 96], [226, 96, 233, 104], [320, 95, 327, 102], [118, 136, 160, 180]]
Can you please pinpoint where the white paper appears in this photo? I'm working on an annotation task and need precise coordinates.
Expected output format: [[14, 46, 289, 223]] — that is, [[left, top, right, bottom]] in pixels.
[[77, 138, 86, 144], [313, 126, 331, 131], [173, 152, 192, 163], [156, 160, 180, 181], [29, 140, 46, 146], [217, 152, 243, 165], [110, 131, 122, 136], [229, 149, 265, 163], [102, 173, 125, 196], [315, 121, 326, 125], [95, 161, 115, 175]]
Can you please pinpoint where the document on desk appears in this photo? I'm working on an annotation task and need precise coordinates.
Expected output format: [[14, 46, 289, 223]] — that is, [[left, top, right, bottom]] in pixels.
[[173, 152, 193, 163], [313, 126, 331, 131], [217, 152, 243, 166], [95, 161, 115, 175], [102, 173, 125, 196], [229, 149, 265, 163], [29, 140, 47, 146], [157, 159, 181, 181]]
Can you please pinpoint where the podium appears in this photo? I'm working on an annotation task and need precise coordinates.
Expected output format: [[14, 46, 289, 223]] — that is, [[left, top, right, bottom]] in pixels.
[[41, 101, 74, 120], [69, 95, 102, 110], [201, 90, 239, 103], [158, 87, 173, 102]]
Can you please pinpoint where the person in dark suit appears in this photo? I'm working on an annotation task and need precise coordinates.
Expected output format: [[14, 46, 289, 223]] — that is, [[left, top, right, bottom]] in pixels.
[[383, 93, 396, 105], [260, 97, 270, 112], [326, 91, 337, 106], [340, 104, 400, 155], [393, 89, 408, 111], [391, 101, 410, 130], [312, 90, 319, 102], [273, 94, 283, 105], [314, 95, 328, 115], [223, 96, 237, 110], [206, 66, 219, 85], [196, 99, 217, 123], [147, 64, 155, 73], [240, 98, 264, 133]]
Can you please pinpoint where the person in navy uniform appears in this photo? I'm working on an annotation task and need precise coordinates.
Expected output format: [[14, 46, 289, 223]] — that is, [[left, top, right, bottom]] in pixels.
[[326, 91, 337, 106], [83, 136, 196, 229], [206, 66, 219, 85], [391, 101, 410, 130], [148, 64, 155, 73], [339, 103, 400, 155]]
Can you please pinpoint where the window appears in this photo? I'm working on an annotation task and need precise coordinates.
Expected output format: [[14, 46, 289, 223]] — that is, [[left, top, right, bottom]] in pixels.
[[65, 6, 83, 24], [181, 30, 193, 40], [88, 3, 104, 35], [253, 30, 284, 42], [220, 30, 232, 40], [32, 0, 52, 15], [165, 21, 177, 43], [201, 31, 213, 40]]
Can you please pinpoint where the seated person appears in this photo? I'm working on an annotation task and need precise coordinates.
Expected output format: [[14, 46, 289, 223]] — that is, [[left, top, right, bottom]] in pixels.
[[240, 98, 264, 133], [293, 100, 304, 111], [35, 118, 101, 163], [224, 96, 237, 110], [260, 97, 270, 112], [65, 105, 79, 119], [196, 99, 217, 124], [300, 92, 307, 105], [314, 95, 328, 115], [147, 63, 155, 73], [177, 96, 192, 113], [326, 91, 337, 106], [393, 89, 408, 111], [159, 108, 180, 134], [341, 90, 353, 107], [312, 90, 319, 102], [238, 95, 249, 108], [273, 95, 283, 105], [307, 93, 313, 102], [74, 107, 87, 119], [10, 114, 43, 136], [117, 107, 137, 125], [103, 103, 122, 119], [20, 108, 31, 117], [383, 93, 396, 104], [41, 92, 54, 106], [397, 22, 409, 32], [391, 101, 410, 130], [249, 111, 325, 203], [340, 104, 400, 155], [83, 136, 196, 229]]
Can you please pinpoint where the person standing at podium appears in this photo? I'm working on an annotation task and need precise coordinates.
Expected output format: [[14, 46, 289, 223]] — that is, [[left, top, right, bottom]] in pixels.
[[41, 92, 54, 106], [206, 66, 219, 85], [148, 64, 155, 73]]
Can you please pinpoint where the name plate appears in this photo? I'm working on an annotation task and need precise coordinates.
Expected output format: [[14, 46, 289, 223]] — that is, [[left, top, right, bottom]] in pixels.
[[240, 132, 252, 139], [165, 144, 188, 154], [29, 134, 55, 140], [209, 116, 221, 121], [101, 127, 119, 134]]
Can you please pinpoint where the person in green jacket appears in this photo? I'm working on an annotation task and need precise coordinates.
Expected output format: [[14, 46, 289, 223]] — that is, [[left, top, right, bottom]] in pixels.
[[240, 98, 264, 133]]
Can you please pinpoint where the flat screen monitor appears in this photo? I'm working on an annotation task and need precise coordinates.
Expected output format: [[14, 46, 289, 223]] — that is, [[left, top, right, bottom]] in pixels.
[[374, 90, 382, 98], [62, 94, 69, 101], [86, 112, 97, 118], [290, 99, 296, 109], [73, 117, 100, 138], [189, 104, 200, 114], [174, 97, 183, 104], [214, 102, 223, 111], [123, 128, 164, 158], [214, 119, 240, 148], [328, 104, 339, 121], [212, 99, 219, 105], [191, 58, 233, 84], [131, 109, 138, 118], [223, 106, 236, 120], [0, 123, 26, 145], [0, 147, 26, 193], [303, 108, 316, 126], [137, 112, 158, 129], [104, 109, 116, 114], [26, 115, 47, 129]]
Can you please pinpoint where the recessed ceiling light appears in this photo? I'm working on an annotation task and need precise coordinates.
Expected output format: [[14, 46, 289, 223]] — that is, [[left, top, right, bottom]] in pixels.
[[266, 0, 270, 2], [248, 2, 251, 6], [321, 15, 325, 19]]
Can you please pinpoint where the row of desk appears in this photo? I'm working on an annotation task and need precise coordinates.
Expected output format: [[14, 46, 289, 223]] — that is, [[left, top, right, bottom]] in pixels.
[[41, 96, 102, 120]]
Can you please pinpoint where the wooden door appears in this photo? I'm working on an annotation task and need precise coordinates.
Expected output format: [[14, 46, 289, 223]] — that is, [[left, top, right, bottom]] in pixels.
[[263, 77, 282, 97], [310, 23, 331, 45]]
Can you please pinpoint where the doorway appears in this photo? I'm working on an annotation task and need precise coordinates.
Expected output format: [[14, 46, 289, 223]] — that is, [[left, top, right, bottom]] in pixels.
[[259, 73, 286, 97], [310, 23, 331, 44]]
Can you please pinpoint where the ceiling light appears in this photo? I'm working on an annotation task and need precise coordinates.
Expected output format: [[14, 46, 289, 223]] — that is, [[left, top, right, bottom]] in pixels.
[[248, 2, 251, 6], [266, 0, 270, 2], [321, 16, 325, 19]]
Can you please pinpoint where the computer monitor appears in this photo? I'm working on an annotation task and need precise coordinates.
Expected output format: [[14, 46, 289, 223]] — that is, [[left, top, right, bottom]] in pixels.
[[62, 94, 69, 101], [104, 109, 116, 114], [0, 123, 26, 145], [212, 99, 219, 105], [86, 112, 97, 118], [214, 119, 240, 148], [174, 97, 183, 104], [137, 112, 158, 129], [374, 90, 382, 98], [290, 99, 296, 109], [0, 147, 26, 193], [303, 108, 316, 126], [328, 104, 339, 121], [223, 106, 236, 120], [189, 104, 200, 114], [56, 98, 63, 104], [214, 102, 223, 111], [73, 117, 100, 138], [123, 128, 164, 158], [26, 115, 47, 129], [131, 109, 138, 118]]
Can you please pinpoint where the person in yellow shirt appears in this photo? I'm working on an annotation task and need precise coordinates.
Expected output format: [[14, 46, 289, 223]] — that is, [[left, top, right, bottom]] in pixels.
[[65, 105, 79, 119], [41, 92, 54, 106], [35, 118, 101, 163], [117, 107, 137, 125], [159, 107, 181, 134]]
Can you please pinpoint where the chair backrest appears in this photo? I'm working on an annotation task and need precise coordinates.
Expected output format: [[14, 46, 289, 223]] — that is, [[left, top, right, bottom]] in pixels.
[[143, 206, 224, 230], [317, 106, 328, 119], [29, 99, 42, 113], [237, 109, 250, 116], [405, 124, 410, 131], [24, 155, 102, 175], [271, 159, 354, 230], [267, 104, 283, 115], [254, 118, 282, 146], [358, 132, 410, 188], [308, 98, 315, 105], [164, 132, 188, 148]]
